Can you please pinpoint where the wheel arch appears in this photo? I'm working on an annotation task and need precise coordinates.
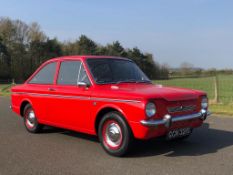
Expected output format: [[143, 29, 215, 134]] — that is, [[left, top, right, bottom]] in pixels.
[[20, 99, 32, 117], [94, 105, 133, 137]]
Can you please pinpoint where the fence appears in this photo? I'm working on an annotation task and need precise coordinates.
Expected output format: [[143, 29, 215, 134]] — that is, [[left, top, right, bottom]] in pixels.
[[1, 75, 233, 105], [154, 74, 233, 105]]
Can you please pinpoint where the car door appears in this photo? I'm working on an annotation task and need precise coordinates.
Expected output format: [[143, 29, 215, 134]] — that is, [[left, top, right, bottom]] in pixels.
[[46, 60, 93, 132], [27, 61, 58, 121]]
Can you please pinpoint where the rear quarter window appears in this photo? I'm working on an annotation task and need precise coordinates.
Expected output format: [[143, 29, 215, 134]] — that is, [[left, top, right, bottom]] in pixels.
[[29, 62, 57, 84]]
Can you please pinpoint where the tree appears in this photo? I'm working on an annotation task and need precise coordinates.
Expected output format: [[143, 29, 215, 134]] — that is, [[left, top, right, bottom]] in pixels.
[[0, 18, 48, 81], [76, 35, 97, 55], [0, 37, 11, 79], [104, 41, 127, 57], [0, 17, 169, 82], [179, 62, 194, 76], [62, 35, 97, 55], [28, 22, 46, 42], [0, 17, 16, 47], [27, 38, 63, 77], [127, 47, 144, 67]]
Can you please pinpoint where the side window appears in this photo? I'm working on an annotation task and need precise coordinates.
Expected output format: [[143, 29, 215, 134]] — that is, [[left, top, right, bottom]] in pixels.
[[57, 61, 81, 85], [57, 61, 91, 85], [29, 62, 57, 84]]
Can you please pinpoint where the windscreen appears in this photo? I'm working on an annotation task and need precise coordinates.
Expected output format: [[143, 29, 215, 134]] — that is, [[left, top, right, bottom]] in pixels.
[[86, 58, 151, 84]]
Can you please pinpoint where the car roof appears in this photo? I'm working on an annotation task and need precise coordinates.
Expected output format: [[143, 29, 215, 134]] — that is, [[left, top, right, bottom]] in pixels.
[[48, 55, 131, 62]]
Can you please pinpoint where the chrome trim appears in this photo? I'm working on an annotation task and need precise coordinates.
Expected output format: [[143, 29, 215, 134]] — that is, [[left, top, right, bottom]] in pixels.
[[77, 82, 87, 86], [167, 105, 196, 113], [105, 123, 122, 147], [12, 92, 141, 103], [140, 110, 211, 128], [91, 97, 141, 103], [26, 110, 36, 128], [13, 92, 91, 100]]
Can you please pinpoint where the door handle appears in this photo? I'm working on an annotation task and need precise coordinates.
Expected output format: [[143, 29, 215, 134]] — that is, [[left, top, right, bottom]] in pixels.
[[48, 88, 56, 91]]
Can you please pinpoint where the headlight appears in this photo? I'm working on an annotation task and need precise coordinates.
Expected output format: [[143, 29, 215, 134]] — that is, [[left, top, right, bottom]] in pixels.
[[201, 97, 208, 109], [146, 102, 156, 117]]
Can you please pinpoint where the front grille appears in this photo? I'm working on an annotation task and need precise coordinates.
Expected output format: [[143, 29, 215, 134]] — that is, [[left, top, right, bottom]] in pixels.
[[167, 105, 196, 113]]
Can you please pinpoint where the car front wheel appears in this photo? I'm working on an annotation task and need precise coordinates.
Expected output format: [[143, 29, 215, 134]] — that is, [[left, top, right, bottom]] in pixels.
[[98, 112, 133, 157]]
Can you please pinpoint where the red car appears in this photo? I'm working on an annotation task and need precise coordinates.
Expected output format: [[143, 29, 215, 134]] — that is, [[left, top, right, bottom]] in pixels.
[[11, 56, 210, 156]]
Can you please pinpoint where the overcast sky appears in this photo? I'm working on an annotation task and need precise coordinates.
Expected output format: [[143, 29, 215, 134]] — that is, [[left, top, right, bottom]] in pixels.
[[1, 0, 233, 69]]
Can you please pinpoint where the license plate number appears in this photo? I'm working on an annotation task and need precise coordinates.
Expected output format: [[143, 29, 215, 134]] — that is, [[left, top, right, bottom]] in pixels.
[[167, 128, 191, 140]]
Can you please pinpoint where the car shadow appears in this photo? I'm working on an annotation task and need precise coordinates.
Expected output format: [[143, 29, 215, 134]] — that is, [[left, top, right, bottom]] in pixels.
[[41, 126, 99, 143], [40, 123, 233, 157], [127, 123, 233, 158], [41, 126, 65, 134]]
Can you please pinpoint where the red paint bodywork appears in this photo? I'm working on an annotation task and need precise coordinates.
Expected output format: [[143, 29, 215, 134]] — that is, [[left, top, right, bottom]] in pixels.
[[11, 56, 207, 140]]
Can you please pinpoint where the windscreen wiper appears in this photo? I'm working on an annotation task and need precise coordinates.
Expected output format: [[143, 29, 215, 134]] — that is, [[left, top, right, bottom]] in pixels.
[[137, 80, 152, 84], [116, 79, 138, 84]]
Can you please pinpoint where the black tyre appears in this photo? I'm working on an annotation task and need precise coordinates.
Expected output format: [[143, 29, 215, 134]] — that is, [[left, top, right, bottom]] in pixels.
[[23, 104, 43, 133], [98, 112, 133, 157]]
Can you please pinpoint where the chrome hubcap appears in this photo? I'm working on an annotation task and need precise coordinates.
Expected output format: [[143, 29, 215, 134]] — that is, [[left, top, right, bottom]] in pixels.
[[105, 123, 122, 147], [26, 110, 36, 128]]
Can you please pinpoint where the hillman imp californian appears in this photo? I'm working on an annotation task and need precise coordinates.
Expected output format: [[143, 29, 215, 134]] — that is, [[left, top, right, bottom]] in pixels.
[[11, 56, 211, 156]]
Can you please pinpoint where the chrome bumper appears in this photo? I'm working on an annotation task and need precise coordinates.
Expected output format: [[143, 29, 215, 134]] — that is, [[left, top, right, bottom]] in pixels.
[[140, 110, 211, 128]]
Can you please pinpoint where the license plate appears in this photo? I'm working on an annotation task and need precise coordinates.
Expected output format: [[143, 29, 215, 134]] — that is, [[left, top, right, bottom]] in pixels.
[[167, 128, 191, 140]]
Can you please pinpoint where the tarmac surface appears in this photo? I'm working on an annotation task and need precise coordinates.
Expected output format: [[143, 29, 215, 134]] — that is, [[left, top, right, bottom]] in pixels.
[[0, 96, 233, 175]]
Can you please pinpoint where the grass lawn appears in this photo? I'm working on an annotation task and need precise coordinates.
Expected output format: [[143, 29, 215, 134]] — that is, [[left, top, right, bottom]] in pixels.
[[2, 75, 233, 115], [210, 104, 233, 116], [154, 75, 233, 116], [0, 84, 13, 96], [218, 75, 233, 104], [154, 77, 215, 100]]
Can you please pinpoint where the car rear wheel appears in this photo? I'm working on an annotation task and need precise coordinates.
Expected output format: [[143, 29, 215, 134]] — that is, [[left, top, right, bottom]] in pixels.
[[98, 112, 133, 157], [23, 104, 43, 133]]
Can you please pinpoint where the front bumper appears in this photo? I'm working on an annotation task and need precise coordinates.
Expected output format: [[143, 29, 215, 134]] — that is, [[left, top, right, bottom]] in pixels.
[[140, 109, 211, 128]]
